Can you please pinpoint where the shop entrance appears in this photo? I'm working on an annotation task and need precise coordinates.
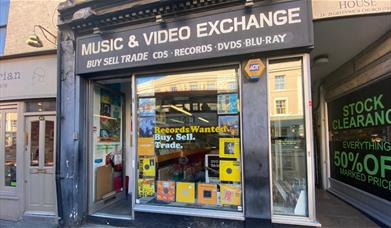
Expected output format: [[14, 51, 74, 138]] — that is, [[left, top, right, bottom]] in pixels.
[[25, 115, 56, 215], [88, 78, 132, 219]]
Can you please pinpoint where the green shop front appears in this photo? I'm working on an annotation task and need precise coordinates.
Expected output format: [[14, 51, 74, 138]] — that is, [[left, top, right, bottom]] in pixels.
[[56, 0, 317, 226]]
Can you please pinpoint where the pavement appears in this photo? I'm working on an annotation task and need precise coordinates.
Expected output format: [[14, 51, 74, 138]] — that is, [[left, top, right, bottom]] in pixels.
[[0, 190, 380, 228]]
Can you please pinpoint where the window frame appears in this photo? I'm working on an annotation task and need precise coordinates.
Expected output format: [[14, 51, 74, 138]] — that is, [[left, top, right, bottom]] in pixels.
[[274, 75, 286, 90], [0, 0, 10, 56], [132, 63, 245, 220], [274, 98, 288, 115]]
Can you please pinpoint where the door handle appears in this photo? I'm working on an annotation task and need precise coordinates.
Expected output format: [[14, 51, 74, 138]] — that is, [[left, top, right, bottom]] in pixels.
[[36, 168, 46, 173]]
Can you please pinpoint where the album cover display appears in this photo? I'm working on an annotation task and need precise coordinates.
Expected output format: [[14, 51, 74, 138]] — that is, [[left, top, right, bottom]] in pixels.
[[157, 181, 175, 202], [220, 184, 241, 206], [138, 178, 155, 198], [220, 160, 241, 182], [197, 183, 217, 205], [176, 182, 195, 203], [218, 115, 239, 136], [138, 137, 155, 156], [219, 138, 240, 159], [217, 94, 238, 114], [139, 116, 155, 137], [141, 157, 156, 177]]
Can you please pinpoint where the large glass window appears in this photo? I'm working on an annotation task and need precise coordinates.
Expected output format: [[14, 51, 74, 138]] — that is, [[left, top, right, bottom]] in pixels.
[[136, 68, 242, 212], [268, 58, 307, 217], [4, 112, 17, 187]]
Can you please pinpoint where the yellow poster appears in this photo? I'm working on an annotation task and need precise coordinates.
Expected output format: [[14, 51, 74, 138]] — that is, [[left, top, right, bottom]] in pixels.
[[141, 157, 156, 177], [176, 182, 195, 203], [138, 178, 155, 197], [138, 137, 155, 156], [220, 160, 241, 182], [219, 138, 240, 159], [220, 184, 241, 206]]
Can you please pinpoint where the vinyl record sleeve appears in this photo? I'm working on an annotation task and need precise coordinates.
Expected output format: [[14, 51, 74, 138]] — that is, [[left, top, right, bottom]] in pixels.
[[138, 137, 155, 156], [176, 182, 195, 203], [141, 157, 156, 177], [197, 183, 217, 205], [220, 184, 241, 206], [157, 181, 175, 202], [219, 160, 241, 182], [219, 138, 240, 159], [138, 178, 155, 198]]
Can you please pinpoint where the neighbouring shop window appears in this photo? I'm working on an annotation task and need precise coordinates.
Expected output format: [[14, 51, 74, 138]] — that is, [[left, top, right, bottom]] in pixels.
[[26, 100, 56, 112], [328, 76, 391, 201], [4, 112, 17, 187], [136, 68, 242, 212], [275, 75, 285, 90], [268, 58, 308, 216]]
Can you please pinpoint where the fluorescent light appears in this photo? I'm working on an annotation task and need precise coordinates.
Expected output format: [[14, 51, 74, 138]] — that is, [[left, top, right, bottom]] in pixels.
[[170, 105, 192, 116], [170, 119, 185, 124], [198, 117, 209, 123], [94, 114, 117, 120]]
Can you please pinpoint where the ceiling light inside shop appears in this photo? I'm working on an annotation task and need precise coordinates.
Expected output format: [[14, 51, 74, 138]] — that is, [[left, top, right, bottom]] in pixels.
[[170, 119, 185, 124], [198, 117, 209, 123], [170, 105, 192, 116], [93, 114, 117, 120]]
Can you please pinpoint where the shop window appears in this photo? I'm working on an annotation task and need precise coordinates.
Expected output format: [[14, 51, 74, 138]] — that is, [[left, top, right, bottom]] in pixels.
[[136, 68, 242, 212], [268, 58, 308, 217], [275, 75, 285, 90], [0, 0, 10, 55], [275, 99, 287, 114], [4, 112, 17, 187]]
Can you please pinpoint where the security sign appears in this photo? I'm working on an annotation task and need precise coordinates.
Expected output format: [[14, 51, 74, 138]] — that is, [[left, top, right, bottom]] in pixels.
[[244, 59, 265, 81]]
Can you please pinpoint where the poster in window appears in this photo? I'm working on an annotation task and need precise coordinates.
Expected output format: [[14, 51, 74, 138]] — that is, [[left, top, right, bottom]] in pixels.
[[99, 118, 121, 142], [138, 137, 155, 156], [140, 157, 156, 177], [139, 116, 155, 137], [218, 115, 239, 136], [205, 154, 219, 183], [139, 98, 156, 116], [220, 160, 241, 182], [220, 184, 241, 206], [176, 182, 195, 203], [197, 183, 217, 205], [217, 94, 238, 114], [157, 181, 175, 202], [219, 138, 240, 159], [138, 178, 155, 197]]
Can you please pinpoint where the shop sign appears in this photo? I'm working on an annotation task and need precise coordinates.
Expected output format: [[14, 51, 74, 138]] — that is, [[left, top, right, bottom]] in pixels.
[[244, 59, 265, 81], [312, 0, 391, 20], [328, 77, 391, 201], [76, 0, 313, 74], [0, 55, 57, 101]]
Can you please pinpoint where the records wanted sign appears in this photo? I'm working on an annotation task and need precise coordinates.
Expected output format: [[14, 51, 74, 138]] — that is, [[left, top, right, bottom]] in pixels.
[[76, 0, 313, 74]]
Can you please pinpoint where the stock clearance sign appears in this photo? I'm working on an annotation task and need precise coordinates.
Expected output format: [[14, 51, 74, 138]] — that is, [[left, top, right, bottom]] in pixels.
[[76, 0, 312, 74], [328, 77, 391, 201]]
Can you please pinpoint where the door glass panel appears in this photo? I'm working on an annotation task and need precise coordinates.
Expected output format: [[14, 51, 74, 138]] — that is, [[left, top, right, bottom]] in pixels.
[[5, 112, 17, 187], [268, 58, 308, 216], [30, 121, 40, 167], [44, 120, 54, 166], [26, 100, 56, 112]]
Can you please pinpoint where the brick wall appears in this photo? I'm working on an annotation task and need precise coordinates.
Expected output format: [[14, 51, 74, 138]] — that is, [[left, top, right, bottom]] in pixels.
[[4, 0, 61, 56]]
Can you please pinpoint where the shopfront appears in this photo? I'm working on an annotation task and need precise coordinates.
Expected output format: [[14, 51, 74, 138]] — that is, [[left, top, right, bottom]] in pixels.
[[57, 0, 317, 226], [0, 54, 57, 221]]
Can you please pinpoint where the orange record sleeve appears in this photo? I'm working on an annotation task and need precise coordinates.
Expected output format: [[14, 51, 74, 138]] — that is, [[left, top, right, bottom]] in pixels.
[[197, 183, 217, 205], [220, 184, 241, 206], [176, 182, 195, 203], [157, 181, 175, 202]]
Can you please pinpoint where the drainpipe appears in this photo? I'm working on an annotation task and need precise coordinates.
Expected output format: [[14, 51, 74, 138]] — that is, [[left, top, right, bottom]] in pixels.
[[55, 28, 64, 225]]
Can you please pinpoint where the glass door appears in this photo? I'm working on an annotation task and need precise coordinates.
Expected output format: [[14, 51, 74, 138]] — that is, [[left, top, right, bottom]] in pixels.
[[88, 80, 132, 218], [267, 55, 316, 225]]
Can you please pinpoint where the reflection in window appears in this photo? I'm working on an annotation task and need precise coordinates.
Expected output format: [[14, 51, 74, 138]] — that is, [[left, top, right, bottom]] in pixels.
[[275, 75, 285, 90], [5, 112, 17, 187], [275, 99, 287, 114], [268, 59, 307, 216], [30, 121, 40, 167], [136, 68, 242, 211], [45, 121, 54, 166]]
